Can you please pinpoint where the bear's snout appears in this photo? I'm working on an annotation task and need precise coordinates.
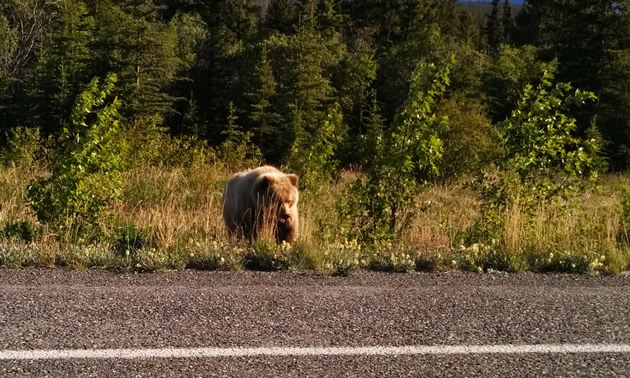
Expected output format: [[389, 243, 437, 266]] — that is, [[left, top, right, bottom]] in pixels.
[[278, 211, 291, 224]]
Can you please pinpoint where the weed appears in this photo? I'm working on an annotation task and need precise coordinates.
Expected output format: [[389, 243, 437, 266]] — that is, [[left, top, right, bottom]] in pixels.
[[1, 220, 41, 242]]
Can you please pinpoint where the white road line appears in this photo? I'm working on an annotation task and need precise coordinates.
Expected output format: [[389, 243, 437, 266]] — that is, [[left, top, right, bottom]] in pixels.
[[1, 344, 630, 360]]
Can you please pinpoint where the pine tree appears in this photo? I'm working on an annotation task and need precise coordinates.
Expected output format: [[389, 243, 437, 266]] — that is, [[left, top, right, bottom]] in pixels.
[[359, 91, 385, 167], [263, 0, 297, 35], [0, 12, 18, 135], [318, 0, 343, 36], [249, 45, 284, 162], [190, 0, 260, 141], [92, 0, 183, 120], [219, 101, 261, 169], [513, 0, 543, 46], [29, 0, 94, 134], [502, 0, 514, 44], [486, 0, 504, 55], [279, 13, 342, 138]]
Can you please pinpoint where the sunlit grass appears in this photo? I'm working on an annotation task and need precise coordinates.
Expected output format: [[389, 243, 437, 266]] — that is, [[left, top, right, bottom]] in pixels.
[[0, 163, 628, 274]]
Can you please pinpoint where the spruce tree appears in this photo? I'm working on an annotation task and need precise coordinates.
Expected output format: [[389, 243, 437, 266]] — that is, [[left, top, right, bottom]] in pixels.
[[0, 12, 18, 134], [502, 0, 514, 44], [29, 0, 94, 134], [486, 0, 504, 55], [92, 0, 183, 120], [249, 45, 284, 162], [318, 0, 343, 36], [191, 0, 259, 140], [263, 0, 297, 35]]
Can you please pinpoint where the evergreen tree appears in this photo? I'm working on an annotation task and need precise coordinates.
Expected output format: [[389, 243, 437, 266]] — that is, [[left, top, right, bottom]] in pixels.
[[191, 0, 260, 141], [282, 12, 341, 132], [502, 0, 514, 44], [0, 12, 18, 135], [248, 45, 284, 162], [0, 13, 17, 79], [29, 0, 94, 134], [486, 0, 504, 55], [263, 0, 297, 35], [341, 1, 454, 124], [165, 12, 207, 136], [318, 0, 343, 36], [0, 0, 59, 133], [92, 0, 183, 120], [256, 1, 347, 163], [358, 91, 385, 167], [513, 0, 543, 46], [597, 0, 630, 169]]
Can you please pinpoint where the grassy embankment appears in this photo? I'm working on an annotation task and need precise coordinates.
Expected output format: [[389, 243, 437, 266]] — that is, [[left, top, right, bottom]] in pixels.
[[0, 163, 629, 274]]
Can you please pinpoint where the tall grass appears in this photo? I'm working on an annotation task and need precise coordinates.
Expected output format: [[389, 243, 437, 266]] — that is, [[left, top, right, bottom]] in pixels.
[[0, 163, 628, 274]]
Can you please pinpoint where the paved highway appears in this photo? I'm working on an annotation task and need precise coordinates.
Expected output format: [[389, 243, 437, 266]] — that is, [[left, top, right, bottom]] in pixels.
[[0, 269, 629, 377]]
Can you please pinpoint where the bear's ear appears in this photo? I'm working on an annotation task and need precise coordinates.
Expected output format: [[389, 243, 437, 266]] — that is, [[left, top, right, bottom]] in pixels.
[[287, 174, 298, 188], [256, 175, 275, 192]]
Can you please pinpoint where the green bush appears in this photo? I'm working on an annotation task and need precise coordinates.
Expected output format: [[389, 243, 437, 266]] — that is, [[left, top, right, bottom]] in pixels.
[[1, 220, 41, 242], [287, 103, 345, 191], [27, 75, 124, 240], [1, 127, 43, 167], [119, 116, 215, 168], [435, 98, 495, 180], [339, 57, 452, 243], [473, 68, 601, 242], [366, 243, 417, 273]]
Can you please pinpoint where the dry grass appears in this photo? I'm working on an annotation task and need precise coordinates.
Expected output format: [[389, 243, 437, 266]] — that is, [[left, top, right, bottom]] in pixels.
[[109, 165, 230, 247], [408, 183, 480, 253], [0, 163, 629, 274]]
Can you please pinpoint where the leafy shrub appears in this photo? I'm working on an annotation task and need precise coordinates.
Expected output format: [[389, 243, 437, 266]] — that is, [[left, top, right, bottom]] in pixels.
[[435, 98, 495, 180], [0, 243, 54, 268], [1, 127, 43, 167], [339, 57, 452, 243], [184, 239, 246, 271], [473, 68, 601, 242], [1, 220, 41, 242], [119, 116, 215, 168], [27, 75, 124, 239], [319, 239, 361, 276], [452, 242, 528, 273], [287, 103, 345, 190]]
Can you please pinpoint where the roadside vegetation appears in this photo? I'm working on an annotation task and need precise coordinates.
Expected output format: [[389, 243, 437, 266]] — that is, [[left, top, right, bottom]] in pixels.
[[1, 0, 630, 274], [1, 160, 629, 274]]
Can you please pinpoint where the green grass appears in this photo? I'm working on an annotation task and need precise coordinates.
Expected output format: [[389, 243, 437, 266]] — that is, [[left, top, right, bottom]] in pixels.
[[0, 163, 629, 274]]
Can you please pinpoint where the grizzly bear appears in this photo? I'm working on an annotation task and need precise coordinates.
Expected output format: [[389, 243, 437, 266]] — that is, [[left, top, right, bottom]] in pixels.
[[222, 166, 299, 244]]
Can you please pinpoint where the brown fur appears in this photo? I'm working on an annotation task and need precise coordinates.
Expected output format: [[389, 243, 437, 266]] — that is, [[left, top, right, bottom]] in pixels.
[[222, 166, 299, 243]]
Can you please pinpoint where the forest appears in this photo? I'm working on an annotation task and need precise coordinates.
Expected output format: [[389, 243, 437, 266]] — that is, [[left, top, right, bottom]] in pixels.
[[1, 0, 630, 274]]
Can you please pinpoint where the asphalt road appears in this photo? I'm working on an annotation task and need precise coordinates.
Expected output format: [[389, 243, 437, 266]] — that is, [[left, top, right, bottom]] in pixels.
[[0, 269, 629, 377]]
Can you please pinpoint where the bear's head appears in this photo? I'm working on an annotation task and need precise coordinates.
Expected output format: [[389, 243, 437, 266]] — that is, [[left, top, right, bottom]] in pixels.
[[254, 172, 299, 243]]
